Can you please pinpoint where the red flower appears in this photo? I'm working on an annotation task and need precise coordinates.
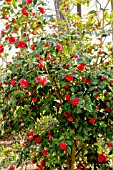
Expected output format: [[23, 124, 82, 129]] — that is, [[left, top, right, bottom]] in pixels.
[[98, 50, 103, 55], [20, 78, 28, 88], [77, 63, 86, 71], [37, 61, 44, 68], [107, 142, 112, 147], [84, 167, 89, 170], [22, 8, 28, 16], [47, 55, 52, 61], [26, 0, 32, 4], [36, 24, 40, 29], [84, 78, 92, 84], [6, 0, 12, 2], [65, 75, 74, 82], [71, 98, 80, 106], [1, 30, 5, 34], [59, 142, 67, 150], [42, 149, 47, 156], [98, 154, 108, 163], [63, 84, 69, 88], [56, 43, 62, 52], [30, 44, 35, 50], [9, 37, 16, 44], [49, 135, 53, 141], [45, 42, 50, 47], [0, 44, 4, 53], [110, 79, 113, 83], [95, 93, 99, 99], [34, 137, 41, 143], [63, 112, 71, 117], [8, 165, 15, 170], [35, 76, 48, 86], [68, 116, 74, 122], [10, 79, 16, 86], [100, 76, 105, 81], [37, 165, 43, 170], [105, 107, 110, 112], [32, 98, 37, 103], [65, 94, 71, 101], [17, 41, 26, 48], [28, 131, 35, 137], [89, 118, 97, 123], [28, 135, 34, 141], [94, 86, 97, 90], [39, 7, 45, 14]]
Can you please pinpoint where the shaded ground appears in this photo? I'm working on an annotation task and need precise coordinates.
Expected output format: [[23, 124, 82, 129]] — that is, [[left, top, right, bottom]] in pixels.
[[0, 133, 36, 170]]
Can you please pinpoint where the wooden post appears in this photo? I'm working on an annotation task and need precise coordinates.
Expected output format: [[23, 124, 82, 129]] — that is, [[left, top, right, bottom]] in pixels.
[[77, 4, 82, 18]]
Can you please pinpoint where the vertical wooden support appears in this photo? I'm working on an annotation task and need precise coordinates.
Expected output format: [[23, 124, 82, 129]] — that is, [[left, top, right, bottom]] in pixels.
[[77, 3, 82, 18]]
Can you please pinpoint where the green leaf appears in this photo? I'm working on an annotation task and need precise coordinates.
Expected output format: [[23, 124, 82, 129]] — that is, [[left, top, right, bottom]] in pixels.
[[67, 146, 71, 155], [76, 135, 83, 141], [88, 86, 94, 91], [33, 0, 37, 6], [66, 140, 72, 146]]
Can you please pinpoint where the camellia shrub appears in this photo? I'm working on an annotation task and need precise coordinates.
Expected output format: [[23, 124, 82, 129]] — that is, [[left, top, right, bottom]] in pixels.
[[0, 0, 113, 169]]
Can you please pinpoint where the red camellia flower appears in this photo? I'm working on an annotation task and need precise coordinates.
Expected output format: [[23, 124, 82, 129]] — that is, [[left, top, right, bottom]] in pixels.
[[36, 24, 40, 29], [35, 76, 48, 86], [77, 63, 86, 71], [65, 75, 74, 82], [32, 98, 37, 103], [71, 98, 80, 106], [84, 78, 92, 84], [89, 118, 97, 123], [63, 112, 71, 117], [107, 142, 112, 147], [94, 86, 98, 90], [37, 165, 43, 170], [28, 131, 35, 141], [100, 76, 105, 81], [22, 8, 28, 16], [105, 107, 110, 112], [42, 149, 47, 156], [39, 7, 45, 14], [30, 44, 35, 51], [1, 30, 5, 34], [45, 42, 50, 47], [98, 50, 103, 55], [20, 78, 28, 88], [95, 93, 99, 99], [6, 0, 12, 2], [56, 43, 62, 52], [28, 135, 34, 141], [49, 135, 53, 141], [47, 55, 52, 61], [110, 79, 113, 83], [9, 37, 16, 44], [17, 40, 26, 48], [26, 0, 32, 4], [84, 167, 89, 170], [59, 142, 67, 150], [28, 131, 35, 137], [10, 79, 16, 86], [97, 154, 108, 163], [63, 84, 69, 88], [65, 94, 71, 102], [34, 137, 41, 143], [37, 61, 44, 68], [0, 44, 4, 53], [68, 116, 74, 122], [8, 165, 15, 170]]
